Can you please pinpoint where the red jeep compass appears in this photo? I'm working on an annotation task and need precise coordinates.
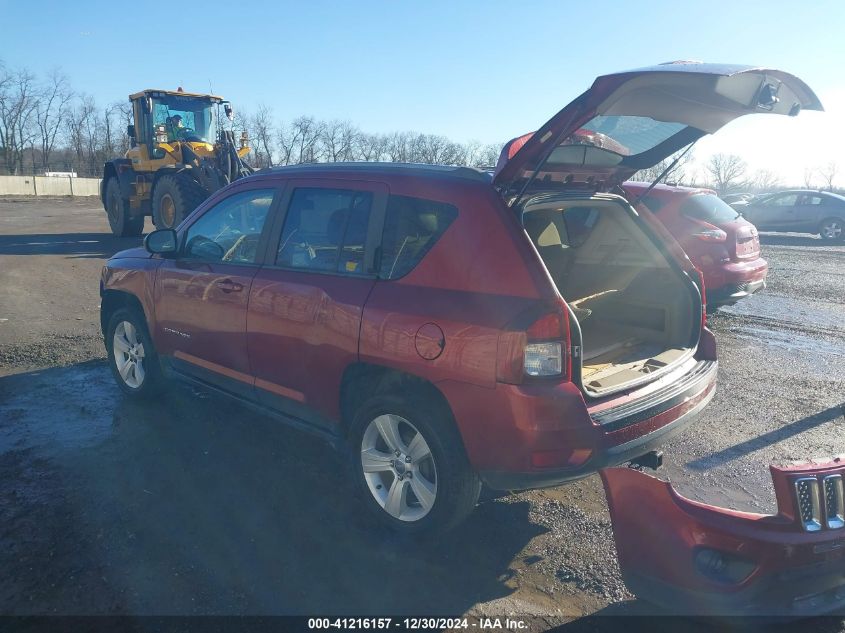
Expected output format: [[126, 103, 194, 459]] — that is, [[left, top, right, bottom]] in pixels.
[[622, 182, 768, 309], [100, 63, 821, 534]]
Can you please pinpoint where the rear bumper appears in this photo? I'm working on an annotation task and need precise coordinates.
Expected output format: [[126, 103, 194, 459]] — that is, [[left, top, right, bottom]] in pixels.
[[705, 256, 768, 306], [602, 459, 845, 617], [708, 278, 767, 306], [478, 359, 718, 491]]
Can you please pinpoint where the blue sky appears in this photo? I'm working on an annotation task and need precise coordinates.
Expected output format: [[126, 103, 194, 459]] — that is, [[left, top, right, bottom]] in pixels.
[[3, 0, 843, 183]]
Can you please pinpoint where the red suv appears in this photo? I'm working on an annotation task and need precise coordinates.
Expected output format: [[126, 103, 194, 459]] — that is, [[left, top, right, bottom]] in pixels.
[[100, 63, 820, 534], [622, 182, 768, 309]]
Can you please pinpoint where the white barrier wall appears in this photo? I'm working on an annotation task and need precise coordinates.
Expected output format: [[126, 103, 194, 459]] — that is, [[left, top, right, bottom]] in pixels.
[[0, 176, 37, 196], [70, 178, 101, 196], [0, 175, 101, 197]]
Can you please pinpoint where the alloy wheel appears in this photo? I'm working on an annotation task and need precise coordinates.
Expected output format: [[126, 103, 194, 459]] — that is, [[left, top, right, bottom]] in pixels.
[[113, 320, 146, 389], [360, 414, 438, 522], [821, 219, 843, 240]]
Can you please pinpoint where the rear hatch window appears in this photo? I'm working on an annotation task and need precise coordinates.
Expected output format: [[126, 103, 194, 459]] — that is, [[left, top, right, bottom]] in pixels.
[[681, 194, 740, 225]]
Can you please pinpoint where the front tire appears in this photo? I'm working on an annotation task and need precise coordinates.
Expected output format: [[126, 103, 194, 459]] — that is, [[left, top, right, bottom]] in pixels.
[[106, 307, 163, 398], [104, 177, 143, 237], [349, 393, 481, 535], [819, 217, 844, 242], [152, 173, 207, 229]]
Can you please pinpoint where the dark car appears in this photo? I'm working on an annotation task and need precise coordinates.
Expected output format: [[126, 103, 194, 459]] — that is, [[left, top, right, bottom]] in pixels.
[[622, 182, 768, 308], [741, 189, 845, 241], [100, 63, 821, 537]]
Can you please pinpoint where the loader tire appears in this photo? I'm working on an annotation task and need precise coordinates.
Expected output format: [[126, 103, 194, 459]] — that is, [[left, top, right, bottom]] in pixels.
[[152, 173, 207, 229], [104, 177, 144, 237]]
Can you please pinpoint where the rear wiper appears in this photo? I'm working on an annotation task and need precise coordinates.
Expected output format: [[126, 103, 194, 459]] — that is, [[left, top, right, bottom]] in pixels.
[[631, 141, 698, 207]]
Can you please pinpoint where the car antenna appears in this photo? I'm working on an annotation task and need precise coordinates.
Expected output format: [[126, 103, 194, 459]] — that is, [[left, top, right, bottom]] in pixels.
[[632, 141, 697, 206]]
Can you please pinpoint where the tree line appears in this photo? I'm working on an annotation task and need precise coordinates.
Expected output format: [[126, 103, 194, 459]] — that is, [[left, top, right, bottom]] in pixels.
[[0, 61, 502, 178], [1, 60, 839, 195]]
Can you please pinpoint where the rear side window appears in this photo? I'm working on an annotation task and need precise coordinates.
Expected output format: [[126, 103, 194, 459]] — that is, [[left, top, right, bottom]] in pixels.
[[379, 195, 458, 279], [681, 194, 739, 224], [276, 188, 373, 275]]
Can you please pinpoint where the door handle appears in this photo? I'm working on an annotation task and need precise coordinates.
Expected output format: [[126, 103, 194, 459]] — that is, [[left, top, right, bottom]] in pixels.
[[214, 278, 243, 293]]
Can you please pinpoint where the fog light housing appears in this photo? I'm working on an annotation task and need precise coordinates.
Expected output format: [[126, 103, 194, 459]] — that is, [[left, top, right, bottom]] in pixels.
[[694, 547, 756, 585]]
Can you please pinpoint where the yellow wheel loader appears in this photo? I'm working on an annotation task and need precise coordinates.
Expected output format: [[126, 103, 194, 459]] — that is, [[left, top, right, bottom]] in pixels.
[[101, 88, 252, 236]]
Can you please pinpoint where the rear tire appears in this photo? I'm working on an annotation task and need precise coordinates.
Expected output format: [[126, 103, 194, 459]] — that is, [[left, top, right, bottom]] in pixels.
[[104, 177, 143, 237], [819, 217, 844, 242], [105, 307, 163, 398], [349, 392, 481, 536], [152, 173, 207, 229]]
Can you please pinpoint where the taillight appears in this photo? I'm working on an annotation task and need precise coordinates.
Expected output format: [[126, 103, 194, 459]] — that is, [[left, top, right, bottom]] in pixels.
[[692, 228, 727, 242], [497, 303, 571, 384]]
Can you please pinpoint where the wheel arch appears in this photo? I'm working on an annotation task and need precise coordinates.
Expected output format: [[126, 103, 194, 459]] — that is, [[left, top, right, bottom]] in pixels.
[[100, 290, 152, 339], [102, 159, 135, 204], [101, 162, 118, 203], [339, 362, 469, 453]]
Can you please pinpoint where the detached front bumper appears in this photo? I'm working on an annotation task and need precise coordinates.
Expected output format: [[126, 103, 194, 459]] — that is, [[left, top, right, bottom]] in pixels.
[[601, 458, 845, 617]]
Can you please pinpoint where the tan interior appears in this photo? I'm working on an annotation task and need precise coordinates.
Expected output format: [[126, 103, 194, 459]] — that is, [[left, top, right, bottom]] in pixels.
[[523, 196, 696, 396]]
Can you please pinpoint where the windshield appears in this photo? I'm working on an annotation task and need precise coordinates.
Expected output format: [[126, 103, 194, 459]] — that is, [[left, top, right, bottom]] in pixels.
[[151, 95, 218, 144], [682, 193, 740, 224]]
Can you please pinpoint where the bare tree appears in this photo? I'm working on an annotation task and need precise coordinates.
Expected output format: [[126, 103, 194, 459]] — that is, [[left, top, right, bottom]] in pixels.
[[803, 167, 815, 189], [817, 161, 838, 191], [633, 149, 696, 185], [0, 63, 40, 174], [277, 116, 323, 165], [64, 94, 97, 176], [386, 131, 413, 162], [704, 153, 747, 196], [355, 132, 388, 162], [751, 169, 781, 193], [465, 142, 502, 169], [250, 104, 275, 168], [320, 120, 358, 162], [35, 68, 72, 173]]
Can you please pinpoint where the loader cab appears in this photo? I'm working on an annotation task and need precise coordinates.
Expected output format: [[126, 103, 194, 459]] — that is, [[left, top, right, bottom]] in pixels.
[[128, 89, 222, 164]]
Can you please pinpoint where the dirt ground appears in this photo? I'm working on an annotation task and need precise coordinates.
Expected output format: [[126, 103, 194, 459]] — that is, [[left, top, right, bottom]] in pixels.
[[1, 197, 844, 628]]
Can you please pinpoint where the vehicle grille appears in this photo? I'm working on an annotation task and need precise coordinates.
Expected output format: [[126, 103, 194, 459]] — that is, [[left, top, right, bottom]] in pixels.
[[794, 475, 845, 531], [824, 475, 845, 528]]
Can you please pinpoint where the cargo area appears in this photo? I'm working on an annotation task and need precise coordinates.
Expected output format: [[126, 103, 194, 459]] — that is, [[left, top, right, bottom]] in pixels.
[[522, 195, 698, 396]]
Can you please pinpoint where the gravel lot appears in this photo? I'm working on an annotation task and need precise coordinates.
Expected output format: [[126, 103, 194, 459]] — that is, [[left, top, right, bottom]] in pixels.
[[1, 197, 844, 627]]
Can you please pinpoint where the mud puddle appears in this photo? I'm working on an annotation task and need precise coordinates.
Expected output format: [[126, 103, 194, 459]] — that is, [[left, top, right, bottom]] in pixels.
[[719, 292, 845, 336]]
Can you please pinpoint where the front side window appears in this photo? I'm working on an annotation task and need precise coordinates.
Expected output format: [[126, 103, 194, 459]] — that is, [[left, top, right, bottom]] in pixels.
[[276, 188, 374, 274], [183, 189, 274, 264], [681, 194, 740, 224], [379, 195, 458, 279]]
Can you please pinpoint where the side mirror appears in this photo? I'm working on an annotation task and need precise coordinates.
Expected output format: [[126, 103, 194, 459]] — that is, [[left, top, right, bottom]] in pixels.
[[127, 124, 135, 139], [224, 104, 234, 121], [144, 229, 178, 255]]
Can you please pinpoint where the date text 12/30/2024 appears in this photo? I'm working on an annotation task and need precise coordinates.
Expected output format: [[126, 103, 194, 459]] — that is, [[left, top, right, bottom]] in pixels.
[[308, 618, 528, 630]]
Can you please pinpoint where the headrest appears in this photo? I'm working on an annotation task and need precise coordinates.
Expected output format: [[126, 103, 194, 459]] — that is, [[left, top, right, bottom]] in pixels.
[[524, 213, 563, 247], [327, 208, 349, 246]]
